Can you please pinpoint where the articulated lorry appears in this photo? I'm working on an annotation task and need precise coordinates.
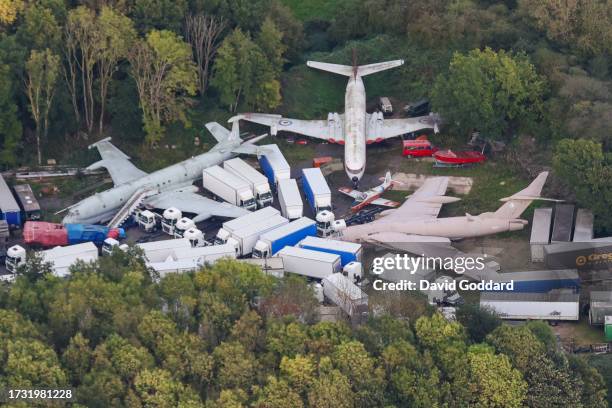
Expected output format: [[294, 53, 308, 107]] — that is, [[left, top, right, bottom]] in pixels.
[[203, 165, 257, 210], [277, 246, 341, 279], [5, 242, 99, 278], [259, 144, 290, 189], [148, 244, 236, 277], [136, 239, 192, 263], [298, 236, 362, 266], [217, 214, 289, 256], [214, 207, 280, 245], [323, 272, 368, 321], [252, 217, 316, 258], [277, 178, 303, 220], [223, 158, 273, 208], [301, 168, 332, 218]]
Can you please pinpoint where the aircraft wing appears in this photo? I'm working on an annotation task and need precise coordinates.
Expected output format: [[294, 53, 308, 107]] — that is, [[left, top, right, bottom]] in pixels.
[[377, 177, 450, 222], [367, 115, 438, 142], [240, 113, 342, 142], [87, 137, 147, 186], [145, 191, 249, 223], [365, 231, 500, 280], [370, 198, 399, 207], [338, 187, 362, 199]]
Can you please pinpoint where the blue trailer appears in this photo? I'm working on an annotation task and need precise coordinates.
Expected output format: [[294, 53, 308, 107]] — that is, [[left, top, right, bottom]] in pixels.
[[65, 224, 126, 245], [301, 168, 332, 214], [490, 269, 580, 293], [298, 236, 362, 266], [258, 144, 290, 189], [0, 174, 21, 228], [252, 217, 316, 258]]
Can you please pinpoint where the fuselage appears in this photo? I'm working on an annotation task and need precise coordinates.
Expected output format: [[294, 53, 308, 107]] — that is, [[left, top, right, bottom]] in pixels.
[[62, 144, 237, 225], [341, 216, 526, 242], [343, 75, 367, 183]]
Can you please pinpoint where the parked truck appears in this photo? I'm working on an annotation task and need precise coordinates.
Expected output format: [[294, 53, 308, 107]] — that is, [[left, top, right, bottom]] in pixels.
[[5, 242, 99, 277], [149, 244, 236, 277], [23, 221, 125, 247], [0, 173, 21, 228], [277, 178, 303, 219], [214, 207, 280, 245], [14, 184, 41, 220], [252, 217, 316, 258], [301, 168, 332, 217], [258, 144, 290, 189], [323, 272, 368, 321], [223, 158, 273, 208], [219, 214, 289, 256], [298, 236, 362, 266], [136, 238, 192, 263], [203, 165, 257, 210], [277, 246, 341, 279]]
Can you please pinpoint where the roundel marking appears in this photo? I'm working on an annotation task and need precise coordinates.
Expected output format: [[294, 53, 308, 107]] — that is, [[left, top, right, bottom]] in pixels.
[[278, 119, 292, 126]]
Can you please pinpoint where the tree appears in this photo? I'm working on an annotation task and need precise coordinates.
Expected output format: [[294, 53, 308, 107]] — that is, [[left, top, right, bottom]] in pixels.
[[212, 341, 257, 390], [17, 3, 62, 51], [0, 0, 24, 26], [431, 47, 546, 139], [553, 139, 612, 232], [127, 29, 197, 145], [455, 303, 501, 343], [64, 6, 98, 133], [467, 344, 527, 407], [307, 369, 354, 408], [184, 13, 226, 94], [131, 368, 203, 407], [96, 7, 136, 134], [279, 354, 316, 394], [132, 0, 187, 33], [0, 63, 21, 167], [24, 48, 60, 165], [253, 376, 304, 408], [256, 17, 285, 76]]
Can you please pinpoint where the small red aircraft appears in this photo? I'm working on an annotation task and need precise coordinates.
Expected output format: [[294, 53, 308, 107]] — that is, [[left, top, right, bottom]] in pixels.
[[339, 171, 402, 213]]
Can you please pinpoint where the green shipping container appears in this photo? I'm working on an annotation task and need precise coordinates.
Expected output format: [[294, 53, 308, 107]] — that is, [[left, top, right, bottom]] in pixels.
[[605, 316, 612, 342]]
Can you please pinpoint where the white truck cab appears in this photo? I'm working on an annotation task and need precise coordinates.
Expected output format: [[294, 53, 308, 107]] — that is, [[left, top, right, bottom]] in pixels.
[[343, 261, 363, 284], [173, 217, 195, 238], [161, 207, 182, 235], [183, 227, 206, 247], [5, 244, 26, 274], [316, 210, 336, 237], [137, 209, 160, 232], [213, 228, 231, 245]]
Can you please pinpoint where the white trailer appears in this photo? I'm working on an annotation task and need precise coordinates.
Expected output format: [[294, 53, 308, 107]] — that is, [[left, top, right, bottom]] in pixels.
[[277, 246, 341, 279], [258, 144, 291, 188], [298, 236, 362, 266], [573, 209, 594, 242], [480, 291, 579, 321], [203, 165, 257, 210], [323, 272, 368, 319], [136, 238, 192, 263], [277, 179, 303, 220], [252, 217, 316, 258], [224, 158, 273, 208], [5, 243, 99, 278], [214, 207, 280, 245], [301, 168, 332, 214], [530, 208, 552, 262], [226, 214, 289, 256], [149, 244, 236, 277]]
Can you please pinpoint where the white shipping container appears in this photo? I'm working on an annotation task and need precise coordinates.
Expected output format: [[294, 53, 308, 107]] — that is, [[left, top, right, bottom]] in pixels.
[[277, 246, 341, 279], [277, 179, 303, 219], [221, 207, 280, 233], [42, 242, 99, 278], [224, 158, 273, 207], [323, 272, 368, 317], [259, 144, 291, 187], [530, 208, 552, 262], [480, 292, 579, 321], [302, 167, 332, 211], [203, 165, 257, 210], [228, 214, 288, 256], [172, 243, 236, 263]]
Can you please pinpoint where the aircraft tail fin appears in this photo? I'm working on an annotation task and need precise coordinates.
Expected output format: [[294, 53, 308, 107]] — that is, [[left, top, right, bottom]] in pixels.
[[493, 172, 551, 219], [307, 60, 404, 78], [205, 122, 232, 143]]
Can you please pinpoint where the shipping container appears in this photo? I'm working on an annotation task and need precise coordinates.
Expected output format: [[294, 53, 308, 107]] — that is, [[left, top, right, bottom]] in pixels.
[[215, 206, 280, 245], [589, 291, 612, 325], [605, 316, 612, 342], [224, 214, 288, 256], [298, 236, 362, 266], [136, 239, 192, 263], [323, 272, 368, 322], [530, 207, 552, 262], [149, 244, 236, 277], [551, 204, 575, 243], [573, 209, 594, 242], [13, 184, 41, 220], [480, 291, 579, 321], [491, 269, 580, 293], [252, 217, 316, 258], [223, 158, 273, 208], [5, 242, 99, 277], [203, 165, 257, 210], [277, 178, 303, 219], [0, 174, 21, 228], [258, 144, 290, 189], [301, 168, 332, 214], [544, 241, 612, 271], [277, 246, 341, 279]]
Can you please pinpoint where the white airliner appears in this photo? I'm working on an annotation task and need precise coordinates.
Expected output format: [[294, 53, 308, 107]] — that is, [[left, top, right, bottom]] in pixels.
[[235, 58, 439, 186]]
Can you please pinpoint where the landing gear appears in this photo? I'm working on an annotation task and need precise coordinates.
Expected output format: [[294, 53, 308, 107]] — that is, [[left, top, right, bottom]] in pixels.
[[351, 176, 359, 188]]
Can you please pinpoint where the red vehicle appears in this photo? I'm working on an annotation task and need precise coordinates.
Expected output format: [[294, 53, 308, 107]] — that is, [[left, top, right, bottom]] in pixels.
[[402, 139, 438, 157], [433, 149, 486, 166]]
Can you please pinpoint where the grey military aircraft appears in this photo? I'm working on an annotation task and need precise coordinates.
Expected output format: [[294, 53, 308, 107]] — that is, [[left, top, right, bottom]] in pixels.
[[337, 172, 557, 279], [60, 119, 266, 226]]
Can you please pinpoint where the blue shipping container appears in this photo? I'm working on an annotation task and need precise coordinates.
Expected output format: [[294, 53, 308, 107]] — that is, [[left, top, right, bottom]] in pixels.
[[270, 222, 317, 255], [301, 171, 316, 212], [66, 224, 125, 245], [300, 244, 358, 266], [259, 155, 275, 187], [0, 174, 21, 228]]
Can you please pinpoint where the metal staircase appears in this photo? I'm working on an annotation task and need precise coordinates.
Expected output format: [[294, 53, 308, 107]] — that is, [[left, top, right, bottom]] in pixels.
[[107, 188, 158, 228]]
